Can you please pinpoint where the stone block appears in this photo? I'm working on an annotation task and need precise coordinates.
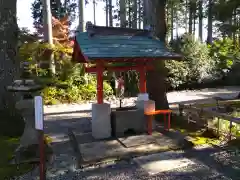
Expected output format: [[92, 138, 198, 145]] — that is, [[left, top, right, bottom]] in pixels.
[[91, 103, 111, 139], [111, 108, 145, 137], [136, 100, 156, 130], [16, 99, 39, 147]]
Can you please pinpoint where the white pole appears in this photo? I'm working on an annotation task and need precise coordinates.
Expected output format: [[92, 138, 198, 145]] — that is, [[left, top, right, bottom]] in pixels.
[[42, 0, 55, 74], [42, 0, 53, 44]]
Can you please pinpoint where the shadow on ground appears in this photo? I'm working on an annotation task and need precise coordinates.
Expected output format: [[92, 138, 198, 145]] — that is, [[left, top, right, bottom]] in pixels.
[[41, 108, 240, 180]]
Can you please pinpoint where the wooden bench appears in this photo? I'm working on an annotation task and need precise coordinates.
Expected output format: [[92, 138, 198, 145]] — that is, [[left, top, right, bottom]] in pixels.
[[144, 109, 172, 135]]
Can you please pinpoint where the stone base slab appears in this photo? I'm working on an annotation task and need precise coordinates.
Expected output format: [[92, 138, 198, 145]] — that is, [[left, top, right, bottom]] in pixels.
[[118, 134, 156, 148], [78, 133, 179, 164]]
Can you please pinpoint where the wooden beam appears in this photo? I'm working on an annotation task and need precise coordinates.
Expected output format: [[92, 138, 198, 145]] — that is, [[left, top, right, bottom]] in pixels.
[[89, 56, 183, 62], [85, 64, 154, 73], [139, 66, 146, 93], [96, 62, 104, 104]]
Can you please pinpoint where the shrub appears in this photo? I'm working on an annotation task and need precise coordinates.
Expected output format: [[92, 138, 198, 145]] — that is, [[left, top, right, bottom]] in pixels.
[[209, 38, 240, 86], [19, 41, 114, 104], [42, 79, 113, 105], [166, 34, 216, 89], [41, 64, 113, 104], [208, 38, 240, 79]]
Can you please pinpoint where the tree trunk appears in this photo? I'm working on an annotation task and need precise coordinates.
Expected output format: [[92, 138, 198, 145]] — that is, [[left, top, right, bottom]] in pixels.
[[188, 1, 193, 34], [138, 0, 141, 28], [207, 0, 213, 44], [147, 0, 169, 110], [120, 0, 126, 27], [0, 0, 20, 106], [106, 0, 109, 26], [143, 0, 149, 28], [185, 0, 188, 32], [93, 0, 96, 25], [175, 10, 178, 38], [127, 0, 132, 27], [56, 0, 61, 18], [193, 1, 196, 36], [132, 0, 138, 28], [170, 2, 174, 41], [109, 0, 113, 26], [78, 0, 84, 32], [198, 0, 203, 41], [233, 9, 237, 45]]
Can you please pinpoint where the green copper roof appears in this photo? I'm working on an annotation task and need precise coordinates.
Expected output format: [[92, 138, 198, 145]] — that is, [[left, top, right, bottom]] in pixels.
[[75, 26, 181, 60]]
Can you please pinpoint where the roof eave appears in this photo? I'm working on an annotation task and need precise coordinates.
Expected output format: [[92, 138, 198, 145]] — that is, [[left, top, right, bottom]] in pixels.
[[86, 55, 183, 62]]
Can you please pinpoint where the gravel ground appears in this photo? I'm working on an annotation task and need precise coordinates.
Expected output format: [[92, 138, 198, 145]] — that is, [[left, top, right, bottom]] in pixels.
[[18, 87, 240, 180], [19, 145, 240, 180], [47, 147, 239, 180]]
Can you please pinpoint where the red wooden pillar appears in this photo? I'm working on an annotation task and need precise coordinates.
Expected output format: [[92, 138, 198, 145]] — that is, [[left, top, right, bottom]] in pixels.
[[96, 62, 104, 104], [139, 66, 146, 93]]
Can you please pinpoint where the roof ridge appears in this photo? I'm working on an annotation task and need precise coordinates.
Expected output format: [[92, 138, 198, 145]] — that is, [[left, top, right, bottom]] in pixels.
[[85, 21, 152, 37]]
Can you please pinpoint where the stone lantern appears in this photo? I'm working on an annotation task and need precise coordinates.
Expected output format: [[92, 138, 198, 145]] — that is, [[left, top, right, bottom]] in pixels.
[[7, 62, 43, 148]]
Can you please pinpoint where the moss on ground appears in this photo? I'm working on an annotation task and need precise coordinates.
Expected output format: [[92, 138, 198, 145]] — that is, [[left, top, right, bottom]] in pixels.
[[0, 137, 33, 179], [170, 115, 221, 146]]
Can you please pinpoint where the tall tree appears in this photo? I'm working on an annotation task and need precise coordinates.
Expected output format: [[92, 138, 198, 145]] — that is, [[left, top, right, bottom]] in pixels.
[[32, 0, 77, 33], [106, 0, 109, 26], [188, 0, 193, 34], [93, 0, 96, 24], [79, 0, 84, 32], [0, 0, 19, 105], [185, 0, 188, 32], [198, 0, 203, 41], [138, 0, 142, 28], [120, 0, 127, 27], [147, 0, 169, 109], [170, 1, 174, 41], [207, 0, 213, 44], [132, 0, 138, 28], [212, 0, 240, 40], [109, 0, 113, 26]]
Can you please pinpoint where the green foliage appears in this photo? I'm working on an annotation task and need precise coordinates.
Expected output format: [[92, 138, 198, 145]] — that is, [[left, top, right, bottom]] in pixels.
[[209, 38, 240, 79], [41, 64, 113, 105], [42, 76, 113, 105], [31, 0, 77, 32], [213, 0, 240, 36], [166, 34, 215, 89], [19, 40, 113, 105], [0, 137, 32, 179]]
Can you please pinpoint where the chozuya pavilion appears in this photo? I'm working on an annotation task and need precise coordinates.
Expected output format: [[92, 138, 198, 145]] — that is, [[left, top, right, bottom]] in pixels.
[[72, 22, 182, 139]]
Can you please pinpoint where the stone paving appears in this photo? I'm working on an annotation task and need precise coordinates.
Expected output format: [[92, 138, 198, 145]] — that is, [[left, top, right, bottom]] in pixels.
[[76, 130, 179, 164]]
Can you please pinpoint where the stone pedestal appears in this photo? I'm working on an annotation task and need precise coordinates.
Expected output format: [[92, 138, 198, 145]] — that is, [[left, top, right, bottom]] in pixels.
[[111, 108, 145, 137], [136, 100, 156, 130], [92, 103, 111, 139], [15, 99, 39, 147]]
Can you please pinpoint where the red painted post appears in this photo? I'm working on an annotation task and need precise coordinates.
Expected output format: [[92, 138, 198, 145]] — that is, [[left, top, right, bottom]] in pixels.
[[168, 113, 171, 130], [96, 62, 104, 104], [163, 113, 166, 129], [39, 131, 45, 180], [147, 115, 153, 135], [139, 66, 146, 93]]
